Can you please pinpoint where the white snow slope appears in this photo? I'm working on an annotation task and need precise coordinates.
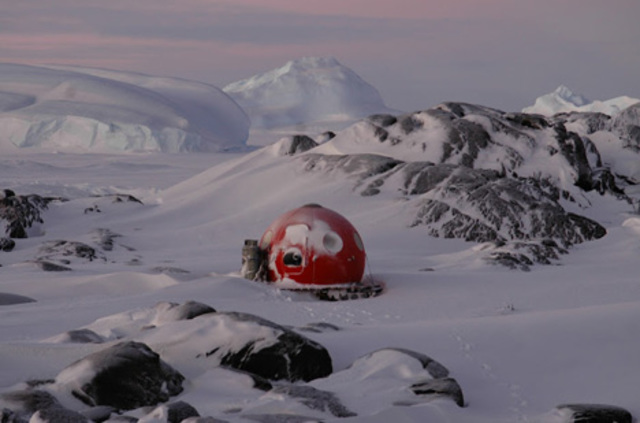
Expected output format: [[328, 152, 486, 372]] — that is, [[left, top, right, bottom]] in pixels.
[[523, 85, 640, 116], [0, 103, 639, 421], [0, 63, 249, 153], [224, 57, 397, 130]]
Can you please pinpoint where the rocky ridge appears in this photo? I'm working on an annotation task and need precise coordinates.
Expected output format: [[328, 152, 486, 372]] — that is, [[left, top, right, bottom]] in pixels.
[[289, 101, 640, 269]]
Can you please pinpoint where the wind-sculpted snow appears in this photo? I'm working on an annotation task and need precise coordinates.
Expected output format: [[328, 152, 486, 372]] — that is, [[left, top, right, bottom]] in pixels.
[[0, 63, 249, 152]]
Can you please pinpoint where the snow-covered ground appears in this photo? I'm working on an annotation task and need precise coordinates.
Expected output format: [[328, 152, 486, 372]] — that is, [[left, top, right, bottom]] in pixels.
[[1, 64, 639, 423], [1, 138, 639, 422]]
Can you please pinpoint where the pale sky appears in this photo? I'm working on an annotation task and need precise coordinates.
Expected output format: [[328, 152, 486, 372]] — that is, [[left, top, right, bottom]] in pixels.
[[1, 0, 639, 112]]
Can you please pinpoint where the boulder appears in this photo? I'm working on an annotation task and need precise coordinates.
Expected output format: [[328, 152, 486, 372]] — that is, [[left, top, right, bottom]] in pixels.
[[139, 401, 200, 423], [554, 403, 633, 423], [54, 341, 185, 410], [213, 312, 333, 382]]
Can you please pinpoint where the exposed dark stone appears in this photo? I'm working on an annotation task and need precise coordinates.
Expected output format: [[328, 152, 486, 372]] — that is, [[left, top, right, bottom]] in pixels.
[[102, 415, 138, 422], [101, 194, 144, 205], [34, 260, 73, 272], [38, 240, 100, 262], [214, 312, 333, 383], [80, 405, 116, 422], [609, 102, 640, 151], [286, 135, 318, 155], [30, 408, 89, 422], [591, 169, 626, 196], [360, 178, 385, 196], [411, 377, 465, 407], [154, 300, 217, 321], [1, 390, 60, 413], [91, 228, 122, 251], [272, 385, 356, 417], [0, 389, 91, 423], [242, 415, 321, 423], [553, 111, 611, 134], [556, 403, 633, 423], [0, 237, 15, 252], [151, 266, 191, 275], [0, 194, 58, 238], [60, 329, 106, 344], [399, 114, 424, 134], [446, 119, 492, 166], [368, 114, 398, 127], [57, 341, 184, 410], [319, 131, 336, 141], [374, 125, 389, 142], [0, 408, 26, 423], [162, 401, 200, 423], [505, 113, 550, 129], [554, 125, 595, 191], [302, 153, 402, 181], [402, 162, 455, 195], [297, 322, 341, 333]]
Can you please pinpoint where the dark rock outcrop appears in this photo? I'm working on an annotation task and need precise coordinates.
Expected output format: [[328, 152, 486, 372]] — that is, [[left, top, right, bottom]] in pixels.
[[555, 403, 633, 423], [0, 237, 15, 252], [0, 193, 58, 239], [55, 341, 185, 410], [213, 312, 333, 383], [610, 102, 640, 151], [270, 385, 356, 418], [286, 135, 318, 155], [1, 389, 88, 423], [153, 300, 217, 322], [38, 240, 102, 262]]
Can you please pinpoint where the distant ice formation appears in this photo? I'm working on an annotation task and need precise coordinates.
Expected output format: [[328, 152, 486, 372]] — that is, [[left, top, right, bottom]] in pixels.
[[0, 63, 249, 153], [223, 57, 396, 129], [523, 85, 640, 116]]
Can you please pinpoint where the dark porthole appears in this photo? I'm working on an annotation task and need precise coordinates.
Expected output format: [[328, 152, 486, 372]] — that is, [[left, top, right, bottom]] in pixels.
[[283, 251, 303, 267]]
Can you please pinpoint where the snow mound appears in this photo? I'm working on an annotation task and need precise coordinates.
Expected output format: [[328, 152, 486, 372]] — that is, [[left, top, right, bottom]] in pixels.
[[223, 57, 395, 129], [523, 85, 640, 116], [0, 63, 249, 153]]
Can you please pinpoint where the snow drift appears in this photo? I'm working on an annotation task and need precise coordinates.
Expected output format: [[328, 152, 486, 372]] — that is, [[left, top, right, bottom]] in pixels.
[[223, 57, 396, 129], [0, 63, 249, 153], [523, 85, 640, 116]]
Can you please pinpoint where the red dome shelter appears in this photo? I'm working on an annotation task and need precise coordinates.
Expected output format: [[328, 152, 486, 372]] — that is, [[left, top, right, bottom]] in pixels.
[[258, 204, 366, 287]]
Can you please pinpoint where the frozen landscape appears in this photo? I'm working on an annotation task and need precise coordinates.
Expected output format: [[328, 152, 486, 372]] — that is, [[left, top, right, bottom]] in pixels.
[[1, 59, 640, 423]]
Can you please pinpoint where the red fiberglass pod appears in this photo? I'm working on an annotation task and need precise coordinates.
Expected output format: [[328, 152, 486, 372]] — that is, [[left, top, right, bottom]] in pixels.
[[259, 204, 366, 287]]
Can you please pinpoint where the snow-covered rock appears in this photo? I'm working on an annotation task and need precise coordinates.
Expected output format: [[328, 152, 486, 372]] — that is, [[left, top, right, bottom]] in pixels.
[[51, 301, 333, 383], [551, 404, 633, 423], [223, 57, 395, 129], [311, 348, 464, 413], [609, 102, 640, 151], [54, 340, 185, 410], [523, 85, 640, 116], [0, 63, 249, 153]]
